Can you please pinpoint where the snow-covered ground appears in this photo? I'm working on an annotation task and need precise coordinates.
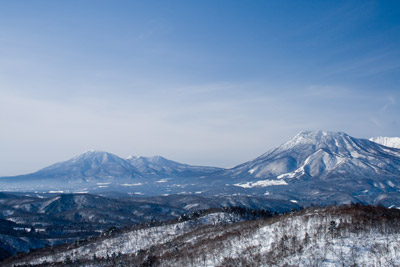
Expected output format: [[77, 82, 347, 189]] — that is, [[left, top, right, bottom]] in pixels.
[[155, 206, 400, 267], [8, 212, 241, 266], [6, 205, 400, 267]]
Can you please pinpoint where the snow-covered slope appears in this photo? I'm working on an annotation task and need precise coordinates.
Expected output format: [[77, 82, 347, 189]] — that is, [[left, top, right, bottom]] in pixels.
[[6, 205, 400, 267], [370, 136, 400, 149], [127, 155, 223, 178]]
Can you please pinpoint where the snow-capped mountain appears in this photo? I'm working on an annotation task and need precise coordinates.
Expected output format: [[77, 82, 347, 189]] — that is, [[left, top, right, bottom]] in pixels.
[[223, 131, 400, 181], [0, 151, 223, 192], [211, 131, 400, 206], [0, 150, 142, 191], [127, 155, 222, 178], [369, 136, 400, 149]]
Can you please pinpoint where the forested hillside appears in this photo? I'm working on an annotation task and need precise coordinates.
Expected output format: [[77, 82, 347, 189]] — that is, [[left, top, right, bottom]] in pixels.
[[4, 204, 400, 266]]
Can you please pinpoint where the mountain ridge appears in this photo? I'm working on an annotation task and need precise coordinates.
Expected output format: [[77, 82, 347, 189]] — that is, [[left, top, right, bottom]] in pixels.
[[1, 130, 400, 207]]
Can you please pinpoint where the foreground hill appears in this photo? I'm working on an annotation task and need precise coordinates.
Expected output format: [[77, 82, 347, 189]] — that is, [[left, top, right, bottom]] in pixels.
[[4, 204, 400, 266], [0, 192, 298, 261]]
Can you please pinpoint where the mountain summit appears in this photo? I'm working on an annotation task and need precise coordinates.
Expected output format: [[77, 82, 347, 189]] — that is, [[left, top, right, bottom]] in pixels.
[[37, 150, 141, 182]]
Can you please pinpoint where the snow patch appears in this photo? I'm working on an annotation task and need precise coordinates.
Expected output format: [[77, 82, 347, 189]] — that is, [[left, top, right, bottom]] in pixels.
[[234, 179, 288, 188], [248, 168, 256, 174], [156, 179, 169, 183], [121, 183, 143, 186], [184, 203, 199, 210]]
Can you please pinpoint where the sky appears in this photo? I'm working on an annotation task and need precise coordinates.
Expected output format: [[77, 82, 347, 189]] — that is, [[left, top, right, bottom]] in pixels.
[[0, 1, 400, 175]]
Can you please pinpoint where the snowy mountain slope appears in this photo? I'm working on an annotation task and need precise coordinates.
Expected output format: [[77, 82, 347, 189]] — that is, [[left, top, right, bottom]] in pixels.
[[222, 131, 400, 181], [6, 205, 400, 267], [370, 136, 400, 149], [36, 150, 142, 182], [127, 155, 223, 178]]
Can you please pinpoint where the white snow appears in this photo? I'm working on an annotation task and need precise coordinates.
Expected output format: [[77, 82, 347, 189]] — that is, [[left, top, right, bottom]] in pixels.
[[121, 183, 143, 186], [370, 136, 400, 149], [156, 179, 170, 183], [21, 212, 240, 266], [248, 168, 256, 174], [13, 206, 400, 267], [234, 179, 288, 188]]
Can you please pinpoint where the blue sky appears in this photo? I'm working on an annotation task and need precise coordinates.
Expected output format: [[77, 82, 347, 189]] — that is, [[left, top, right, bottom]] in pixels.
[[1, 1, 400, 175]]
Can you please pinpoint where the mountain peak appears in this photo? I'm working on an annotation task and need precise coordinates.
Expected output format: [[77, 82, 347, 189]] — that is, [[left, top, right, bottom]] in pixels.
[[294, 130, 347, 140], [81, 149, 108, 155], [279, 131, 349, 151], [69, 150, 119, 164]]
